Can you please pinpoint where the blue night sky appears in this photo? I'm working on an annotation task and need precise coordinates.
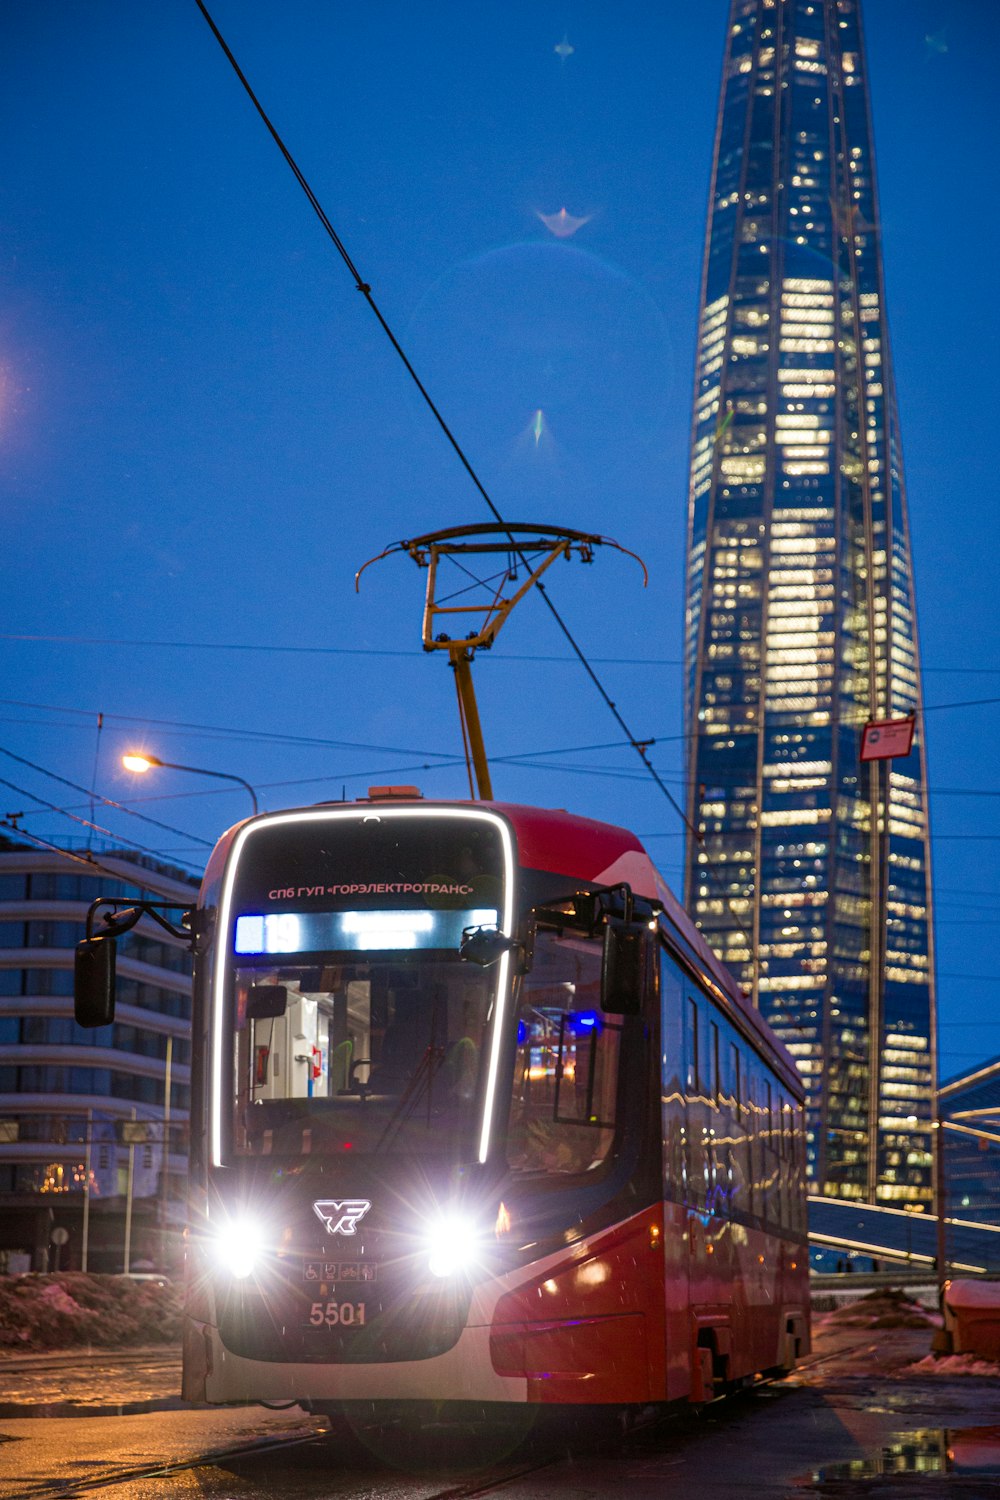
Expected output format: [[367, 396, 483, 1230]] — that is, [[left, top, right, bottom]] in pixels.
[[2, 1, 997, 1081]]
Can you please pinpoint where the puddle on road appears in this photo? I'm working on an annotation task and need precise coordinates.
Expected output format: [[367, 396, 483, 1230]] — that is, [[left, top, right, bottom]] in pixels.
[[813, 1427, 1000, 1481]]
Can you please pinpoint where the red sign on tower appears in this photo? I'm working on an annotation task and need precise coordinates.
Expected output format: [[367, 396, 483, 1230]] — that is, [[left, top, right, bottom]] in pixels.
[[860, 714, 916, 762]]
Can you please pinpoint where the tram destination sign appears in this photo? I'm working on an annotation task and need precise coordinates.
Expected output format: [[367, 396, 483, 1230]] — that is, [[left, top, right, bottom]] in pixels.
[[234, 906, 498, 955], [230, 813, 505, 916], [261, 880, 476, 903]]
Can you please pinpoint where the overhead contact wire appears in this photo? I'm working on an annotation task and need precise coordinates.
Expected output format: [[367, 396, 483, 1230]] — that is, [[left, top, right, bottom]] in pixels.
[[0, 745, 214, 848], [0, 822, 169, 879], [0, 774, 164, 858], [192, 0, 700, 842]]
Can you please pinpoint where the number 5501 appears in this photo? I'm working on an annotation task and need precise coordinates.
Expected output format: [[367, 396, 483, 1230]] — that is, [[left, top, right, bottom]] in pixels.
[[309, 1300, 366, 1327]]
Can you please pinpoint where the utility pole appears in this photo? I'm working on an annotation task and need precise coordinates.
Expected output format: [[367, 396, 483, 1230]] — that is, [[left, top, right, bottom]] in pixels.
[[160, 1036, 173, 1271], [82, 1109, 92, 1272]]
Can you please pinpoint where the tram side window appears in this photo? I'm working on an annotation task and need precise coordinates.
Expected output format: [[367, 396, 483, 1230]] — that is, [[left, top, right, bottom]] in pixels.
[[658, 950, 686, 1202], [761, 1078, 777, 1226], [720, 1039, 741, 1218], [706, 1019, 722, 1210], [709, 1021, 720, 1106], [507, 928, 621, 1177], [734, 1044, 756, 1215], [758, 1071, 777, 1227], [709, 1022, 732, 1218], [753, 1067, 770, 1221], [778, 1093, 791, 1227], [684, 997, 699, 1095], [684, 995, 708, 1208], [745, 1064, 760, 1217]]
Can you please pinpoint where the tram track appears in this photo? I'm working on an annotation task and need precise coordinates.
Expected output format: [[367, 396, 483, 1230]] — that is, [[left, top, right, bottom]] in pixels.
[[0, 1350, 180, 1375], [9, 1419, 563, 1500], [425, 1457, 562, 1499], [7, 1364, 816, 1498], [8, 1425, 327, 1500]]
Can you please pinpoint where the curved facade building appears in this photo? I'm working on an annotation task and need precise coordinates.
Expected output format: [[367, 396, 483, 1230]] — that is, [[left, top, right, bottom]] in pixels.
[[0, 836, 197, 1271], [939, 1059, 1000, 1230], [684, 0, 935, 1207]]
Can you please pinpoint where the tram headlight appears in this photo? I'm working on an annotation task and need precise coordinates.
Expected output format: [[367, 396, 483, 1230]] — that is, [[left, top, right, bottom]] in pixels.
[[423, 1214, 482, 1280], [211, 1214, 266, 1280]]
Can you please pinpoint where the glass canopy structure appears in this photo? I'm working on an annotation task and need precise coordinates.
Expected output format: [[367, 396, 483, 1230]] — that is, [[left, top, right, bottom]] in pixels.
[[683, 0, 935, 1208]]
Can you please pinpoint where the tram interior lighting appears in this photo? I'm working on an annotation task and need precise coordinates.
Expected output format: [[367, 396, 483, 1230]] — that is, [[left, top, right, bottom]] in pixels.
[[212, 1214, 266, 1280]]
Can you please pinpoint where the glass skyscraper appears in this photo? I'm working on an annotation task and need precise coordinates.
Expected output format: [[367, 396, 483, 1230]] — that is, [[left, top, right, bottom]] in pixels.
[[684, 0, 935, 1206]]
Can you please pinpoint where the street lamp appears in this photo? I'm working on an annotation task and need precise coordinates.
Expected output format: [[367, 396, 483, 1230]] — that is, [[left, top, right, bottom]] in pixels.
[[122, 753, 259, 815]]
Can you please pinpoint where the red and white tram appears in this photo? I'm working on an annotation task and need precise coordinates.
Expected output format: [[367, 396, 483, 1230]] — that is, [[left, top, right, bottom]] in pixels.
[[93, 792, 811, 1414]]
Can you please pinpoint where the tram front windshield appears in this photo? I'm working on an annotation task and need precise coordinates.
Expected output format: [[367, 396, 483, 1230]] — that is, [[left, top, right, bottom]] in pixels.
[[223, 813, 505, 1162], [231, 949, 493, 1159]]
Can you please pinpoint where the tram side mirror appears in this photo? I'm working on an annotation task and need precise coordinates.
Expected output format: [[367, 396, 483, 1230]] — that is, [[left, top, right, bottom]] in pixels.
[[246, 984, 288, 1020], [74, 937, 116, 1028], [601, 919, 645, 1016], [460, 927, 516, 968]]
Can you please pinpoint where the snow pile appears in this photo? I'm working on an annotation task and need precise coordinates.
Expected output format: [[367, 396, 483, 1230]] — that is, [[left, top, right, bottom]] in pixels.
[[0, 1274, 182, 1350], [38, 1282, 87, 1316], [907, 1352, 1000, 1378], [822, 1287, 935, 1330]]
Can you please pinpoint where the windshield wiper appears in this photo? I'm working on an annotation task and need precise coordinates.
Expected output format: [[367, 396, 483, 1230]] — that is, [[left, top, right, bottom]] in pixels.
[[374, 1044, 447, 1152]]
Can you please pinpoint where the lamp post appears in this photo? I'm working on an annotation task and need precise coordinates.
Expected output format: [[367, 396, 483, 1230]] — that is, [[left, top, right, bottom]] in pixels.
[[122, 753, 259, 815], [934, 1106, 948, 1293]]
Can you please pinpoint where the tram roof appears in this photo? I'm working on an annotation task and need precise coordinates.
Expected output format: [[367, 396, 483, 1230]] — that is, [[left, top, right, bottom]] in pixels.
[[203, 796, 804, 1098]]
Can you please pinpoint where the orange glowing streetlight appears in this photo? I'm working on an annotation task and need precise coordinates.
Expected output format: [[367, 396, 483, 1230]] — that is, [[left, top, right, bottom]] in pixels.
[[121, 753, 259, 815]]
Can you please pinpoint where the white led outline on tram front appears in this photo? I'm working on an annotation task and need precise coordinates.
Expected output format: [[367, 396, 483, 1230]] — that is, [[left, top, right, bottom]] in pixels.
[[210, 806, 515, 1169]]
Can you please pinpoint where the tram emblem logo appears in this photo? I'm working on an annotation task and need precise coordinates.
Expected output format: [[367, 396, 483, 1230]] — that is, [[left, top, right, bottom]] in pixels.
[[312, 1199, 372, 1236]]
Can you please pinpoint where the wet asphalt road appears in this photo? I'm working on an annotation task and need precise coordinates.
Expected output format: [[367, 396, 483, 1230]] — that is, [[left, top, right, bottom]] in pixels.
[[1, 1323, 999, 1498]]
